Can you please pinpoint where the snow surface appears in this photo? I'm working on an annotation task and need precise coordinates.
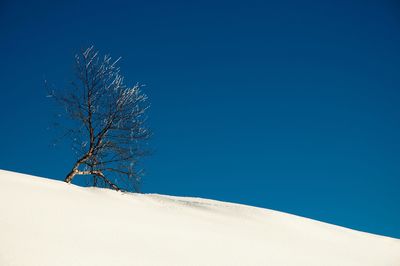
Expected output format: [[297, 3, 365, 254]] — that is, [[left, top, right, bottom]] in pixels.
[[0, 170, 399, 266]]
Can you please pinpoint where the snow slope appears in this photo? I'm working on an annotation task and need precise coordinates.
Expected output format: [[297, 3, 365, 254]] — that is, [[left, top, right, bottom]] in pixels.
[[0, 170, 399, 266]]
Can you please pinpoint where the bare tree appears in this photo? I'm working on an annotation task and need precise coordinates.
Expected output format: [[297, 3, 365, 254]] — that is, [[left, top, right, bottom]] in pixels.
[[51, 46, 150, 192]]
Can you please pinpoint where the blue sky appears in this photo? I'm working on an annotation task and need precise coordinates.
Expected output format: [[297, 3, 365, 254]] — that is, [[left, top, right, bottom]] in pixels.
[[0, 0, 399, 238]]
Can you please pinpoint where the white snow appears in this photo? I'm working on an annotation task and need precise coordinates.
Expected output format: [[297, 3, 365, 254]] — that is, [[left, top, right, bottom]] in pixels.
[[0, 169, 399, 266]]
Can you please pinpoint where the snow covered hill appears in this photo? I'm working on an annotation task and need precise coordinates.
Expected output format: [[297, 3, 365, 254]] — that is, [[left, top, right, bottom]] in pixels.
[[0, 170, 399, 266]]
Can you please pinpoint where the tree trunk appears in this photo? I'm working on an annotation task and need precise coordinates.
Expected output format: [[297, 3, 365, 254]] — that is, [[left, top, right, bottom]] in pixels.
[[64, 152, 92, 183], [64, 165, 121, 192], [65, 168, 78, 183]]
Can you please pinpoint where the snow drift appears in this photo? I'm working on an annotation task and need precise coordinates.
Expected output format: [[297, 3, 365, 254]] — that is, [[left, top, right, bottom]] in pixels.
[[0, 170, 399, 266]]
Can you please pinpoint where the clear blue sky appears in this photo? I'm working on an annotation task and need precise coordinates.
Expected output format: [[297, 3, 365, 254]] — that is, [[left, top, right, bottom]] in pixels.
[[1, 0, 399, 238]]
